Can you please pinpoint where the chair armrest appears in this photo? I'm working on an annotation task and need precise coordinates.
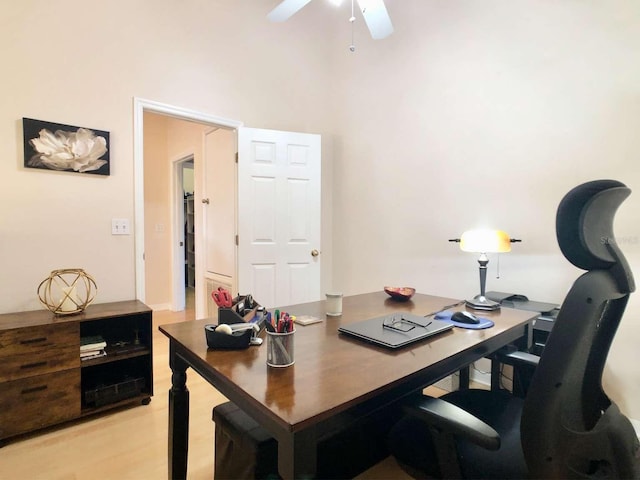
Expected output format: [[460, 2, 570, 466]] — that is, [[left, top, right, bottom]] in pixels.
[[403, 395, 500, 450], [500, 350, 540, 368]]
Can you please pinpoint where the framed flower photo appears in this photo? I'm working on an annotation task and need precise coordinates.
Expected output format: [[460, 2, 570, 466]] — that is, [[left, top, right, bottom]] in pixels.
[[22, 118, 110, 176]]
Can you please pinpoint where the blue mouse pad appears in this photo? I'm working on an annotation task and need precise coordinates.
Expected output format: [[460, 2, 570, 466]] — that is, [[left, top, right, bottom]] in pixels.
[[434, 310, 494, 329]]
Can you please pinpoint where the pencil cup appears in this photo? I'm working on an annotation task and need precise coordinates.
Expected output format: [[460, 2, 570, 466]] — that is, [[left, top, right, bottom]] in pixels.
[[266, 329, 295, 367], [326, 293, 343, 316]]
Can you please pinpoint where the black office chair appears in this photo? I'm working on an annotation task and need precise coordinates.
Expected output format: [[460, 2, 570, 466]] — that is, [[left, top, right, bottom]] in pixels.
[[389, 179, 640, 479]]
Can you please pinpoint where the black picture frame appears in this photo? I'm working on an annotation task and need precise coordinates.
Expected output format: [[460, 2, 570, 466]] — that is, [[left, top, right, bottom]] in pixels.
[[23, 118, 110, 176]]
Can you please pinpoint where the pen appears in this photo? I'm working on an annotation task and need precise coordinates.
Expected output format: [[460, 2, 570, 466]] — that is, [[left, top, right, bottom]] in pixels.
[[264, 319, 275, 333]]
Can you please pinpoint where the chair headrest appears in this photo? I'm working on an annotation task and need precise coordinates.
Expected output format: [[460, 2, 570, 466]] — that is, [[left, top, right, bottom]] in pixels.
[[556, 180, 634, 291]]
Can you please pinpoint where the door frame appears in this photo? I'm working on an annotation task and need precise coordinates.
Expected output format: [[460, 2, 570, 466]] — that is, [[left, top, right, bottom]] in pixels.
[[133, 98, 243, 307]]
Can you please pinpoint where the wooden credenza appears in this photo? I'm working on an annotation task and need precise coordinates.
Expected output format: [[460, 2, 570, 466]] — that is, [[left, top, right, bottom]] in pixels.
[[0, 300, 153, 442]]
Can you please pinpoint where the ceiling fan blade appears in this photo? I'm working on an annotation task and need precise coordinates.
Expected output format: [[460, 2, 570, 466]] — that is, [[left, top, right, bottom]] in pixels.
[[267, 0, 314, 22], [356, 0, 394, 39]]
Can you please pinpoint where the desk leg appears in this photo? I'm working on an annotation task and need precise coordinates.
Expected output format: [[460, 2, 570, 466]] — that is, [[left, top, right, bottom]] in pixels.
[[491, 355, 501, 390], [458, 366, 470, 390], [168, 347, 190, 480], [278, 428, 317, 480]]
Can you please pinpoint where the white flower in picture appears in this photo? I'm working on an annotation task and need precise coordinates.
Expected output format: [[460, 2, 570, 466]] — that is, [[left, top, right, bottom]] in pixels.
[[28, 127, 108, 173]]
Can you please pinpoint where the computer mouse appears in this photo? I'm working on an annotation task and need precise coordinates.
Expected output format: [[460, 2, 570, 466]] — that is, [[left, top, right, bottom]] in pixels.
[[451, 311, 480, 325]]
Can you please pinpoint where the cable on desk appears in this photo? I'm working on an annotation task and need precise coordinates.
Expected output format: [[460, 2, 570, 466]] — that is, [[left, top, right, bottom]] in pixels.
[[423, 300, 466, 318]]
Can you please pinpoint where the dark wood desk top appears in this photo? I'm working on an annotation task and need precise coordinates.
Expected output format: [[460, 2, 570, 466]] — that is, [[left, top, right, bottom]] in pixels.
[[160, 291, 536, 434]]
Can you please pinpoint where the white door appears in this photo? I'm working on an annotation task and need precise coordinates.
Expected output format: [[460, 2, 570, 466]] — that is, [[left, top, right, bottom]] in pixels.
[[237, 127, 321, 308], [204, 128, 236, 280], [197, 128, 237, 318]]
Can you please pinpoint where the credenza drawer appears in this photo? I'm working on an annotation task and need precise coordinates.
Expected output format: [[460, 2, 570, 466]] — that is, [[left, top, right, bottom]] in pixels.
[[0, 368, 81, 439], [0, 323, 79, 382]]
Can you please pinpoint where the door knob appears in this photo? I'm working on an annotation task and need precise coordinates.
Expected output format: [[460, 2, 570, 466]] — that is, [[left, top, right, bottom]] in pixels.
[[311, 249, 320, 257], [202, 198, 210, 204]]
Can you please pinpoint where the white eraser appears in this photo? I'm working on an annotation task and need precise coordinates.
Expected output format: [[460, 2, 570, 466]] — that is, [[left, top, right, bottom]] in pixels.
[[294, 315, 323, 326]]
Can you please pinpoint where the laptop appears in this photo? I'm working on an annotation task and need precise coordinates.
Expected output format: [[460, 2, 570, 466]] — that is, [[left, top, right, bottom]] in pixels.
[[338, 312, 453, 349]]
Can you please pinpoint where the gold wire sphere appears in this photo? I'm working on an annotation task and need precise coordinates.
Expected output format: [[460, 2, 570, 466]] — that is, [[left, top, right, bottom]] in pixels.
[[37, 268, 97, 315]]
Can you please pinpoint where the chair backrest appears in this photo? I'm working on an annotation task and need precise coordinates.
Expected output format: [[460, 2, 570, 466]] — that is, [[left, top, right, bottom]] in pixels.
[[521, 180, 639, 479]]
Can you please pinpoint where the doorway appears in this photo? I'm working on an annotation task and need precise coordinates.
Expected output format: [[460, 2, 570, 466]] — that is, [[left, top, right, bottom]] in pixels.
[[134, 98, 324, 317], [135, 98, 242, 317], [172, 156, 194, 312]]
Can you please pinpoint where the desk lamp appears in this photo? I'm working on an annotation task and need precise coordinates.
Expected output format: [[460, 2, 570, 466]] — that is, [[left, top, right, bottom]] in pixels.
[[450, 230, 518, 311]]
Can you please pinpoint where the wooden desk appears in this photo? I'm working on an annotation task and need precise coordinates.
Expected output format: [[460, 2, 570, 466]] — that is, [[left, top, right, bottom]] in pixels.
[[159, 292, 536, 479]]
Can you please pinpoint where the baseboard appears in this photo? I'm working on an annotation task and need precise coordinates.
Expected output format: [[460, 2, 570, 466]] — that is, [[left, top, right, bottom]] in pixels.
[[432, 364, 491, 392], [470, 368, 491, 387], [433, 374, 459, 392]]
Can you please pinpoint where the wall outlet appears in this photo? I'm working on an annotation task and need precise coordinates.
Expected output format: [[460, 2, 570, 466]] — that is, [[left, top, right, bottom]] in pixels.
[[112, 218, 130, 235]]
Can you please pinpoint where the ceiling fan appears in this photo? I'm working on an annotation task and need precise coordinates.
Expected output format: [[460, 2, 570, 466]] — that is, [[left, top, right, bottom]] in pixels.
[[267, 0, 394, 40]]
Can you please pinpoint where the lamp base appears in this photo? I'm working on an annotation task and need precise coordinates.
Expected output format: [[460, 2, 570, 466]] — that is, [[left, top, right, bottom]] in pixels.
[[465, 295, 501, 311]]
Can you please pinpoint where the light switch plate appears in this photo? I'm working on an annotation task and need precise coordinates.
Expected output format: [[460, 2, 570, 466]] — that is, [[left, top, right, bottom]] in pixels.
[[112, 218, 130, 235]]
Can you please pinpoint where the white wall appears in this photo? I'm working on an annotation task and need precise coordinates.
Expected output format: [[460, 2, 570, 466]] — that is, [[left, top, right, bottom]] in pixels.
[[183, 164, 194, 195], [143, 113, 171, 308], [329, 1, 640, 419]]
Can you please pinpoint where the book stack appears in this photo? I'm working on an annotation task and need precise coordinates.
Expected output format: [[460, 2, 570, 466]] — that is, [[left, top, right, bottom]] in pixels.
[[80, 335, 107, 361]]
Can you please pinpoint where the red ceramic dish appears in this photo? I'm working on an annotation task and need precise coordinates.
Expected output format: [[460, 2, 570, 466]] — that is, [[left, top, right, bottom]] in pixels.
[[384, 286, 416, 301]]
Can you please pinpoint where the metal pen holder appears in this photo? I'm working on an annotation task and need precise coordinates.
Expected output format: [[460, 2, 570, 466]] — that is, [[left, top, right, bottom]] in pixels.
[[266, 329, 295, 367]]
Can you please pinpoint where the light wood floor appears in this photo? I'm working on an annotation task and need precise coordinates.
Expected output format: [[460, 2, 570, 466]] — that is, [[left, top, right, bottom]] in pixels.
[[0, 294, 425, 479]]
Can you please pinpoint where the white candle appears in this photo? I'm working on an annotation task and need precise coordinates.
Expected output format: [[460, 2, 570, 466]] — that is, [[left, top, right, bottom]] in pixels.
[[326, 292, 343, 316], [60, 286, 77, 312]]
